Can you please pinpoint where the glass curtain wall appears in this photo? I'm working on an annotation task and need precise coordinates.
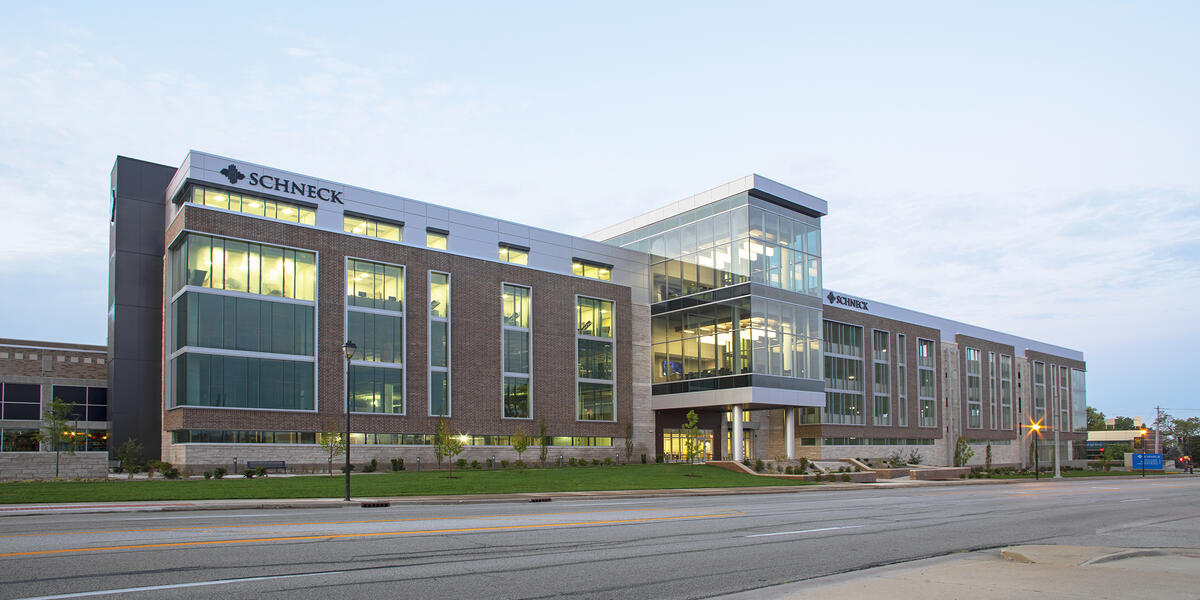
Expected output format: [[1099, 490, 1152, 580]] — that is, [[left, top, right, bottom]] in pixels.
[[1071, 369, 1087, 433], [610, 194, 822, 302], [872, 330, 890, 426], [1033, 362, 1046, 423], [346, 259, 405, 414], [819, 321, 864, 424], [169, 233, 316, 410], [897, 334, 908, 427], [966, 348, 982, 429], [651, 297, 822, 384], [1000, 355, 1013, 429]]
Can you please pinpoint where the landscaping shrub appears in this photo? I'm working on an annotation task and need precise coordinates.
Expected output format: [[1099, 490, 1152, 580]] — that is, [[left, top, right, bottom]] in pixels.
[[840, 473, 850, 482], [340, 464, 355, 474], [255, 467, 268, 478], [568, 458, 577, 466], [641, 454, 647, 464], [390, 458, 405, 471], [213, 467, 226, 479], [799, 457, 809, 470], [203, 472, 213, 480], [656, 455, 664, 464], [501, 460, 510, 468], [364, 459, 378, 473], [515, 460, 526, 469], [162, 466, 181, 479], [242, 470, 256, 478], [485, 458, 494, 469], [592, 459, 601, 466], [455, 458, 468, 469], [754, 459, 765, 473], [604, 457, 613, 466]]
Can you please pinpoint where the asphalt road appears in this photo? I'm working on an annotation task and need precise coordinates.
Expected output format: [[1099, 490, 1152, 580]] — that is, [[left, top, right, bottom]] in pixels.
[[1, 477, 1198, 599]]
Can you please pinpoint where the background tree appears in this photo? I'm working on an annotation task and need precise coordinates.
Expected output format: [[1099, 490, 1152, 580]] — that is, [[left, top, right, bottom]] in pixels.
[[624, 422, 634, 463], [1087, 407, 1106, 431], [511, 424, 530, 466], [1167, 416, 1200, 459], [1112, 416, 1136, 430], [538, 418, 548, 466], [319, 420, 346, 477], [115, 438, 143, 480], [682, 410, 702, 465], [37, 397, 76, 479], [434, 418, 449, 468]]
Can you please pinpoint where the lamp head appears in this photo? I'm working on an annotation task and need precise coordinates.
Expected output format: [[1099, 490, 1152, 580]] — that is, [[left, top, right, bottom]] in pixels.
[[343, 340, 357, 360]]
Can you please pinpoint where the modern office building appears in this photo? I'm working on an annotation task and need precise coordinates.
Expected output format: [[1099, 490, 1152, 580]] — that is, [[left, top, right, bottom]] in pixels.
[[0, 150, 1090, 473]]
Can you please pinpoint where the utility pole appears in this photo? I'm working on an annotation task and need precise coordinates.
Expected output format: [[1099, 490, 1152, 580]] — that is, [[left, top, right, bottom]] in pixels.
[[1155, 405, 1162, 455], [1053, 369, 1062, 479]]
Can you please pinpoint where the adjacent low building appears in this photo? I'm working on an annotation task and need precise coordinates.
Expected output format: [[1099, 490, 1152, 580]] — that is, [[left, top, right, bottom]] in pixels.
[[2, 151, 1089, 475]]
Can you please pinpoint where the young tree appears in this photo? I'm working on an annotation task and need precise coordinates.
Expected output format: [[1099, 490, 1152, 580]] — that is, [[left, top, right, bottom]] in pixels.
[[953, 436, 975, 467], [624, 422, 635, 463], [511, 424, 530, 466], [538, 418, 549, 467], [434, 418, 449, 468], [38, 397, 76, 479], [437, 423, 465, 477], [319, 420, 346, 477], [985, 443, 993, 472], [682, 410, 702, 465], [115, 438, 144, 480]]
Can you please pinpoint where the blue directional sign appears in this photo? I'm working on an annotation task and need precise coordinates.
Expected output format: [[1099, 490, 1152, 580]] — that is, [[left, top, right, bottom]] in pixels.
[[1132, 453, 1163, 469]]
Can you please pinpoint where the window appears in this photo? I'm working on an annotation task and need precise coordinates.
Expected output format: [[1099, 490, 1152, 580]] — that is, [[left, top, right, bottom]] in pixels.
[[1033, 361, 1046, 423], [822, 321, 864, 424], [172, 292, 315, 356], [50, 386, 108, 421], [577, 296, 615, 421], [1059, 366, 1069, 432], [1071, 369, 1087, 433], [1000, 354, 1013, 429], [346, 259, 405, 414], [188, 185, 316, 226], [499, 244, 529, 265], [172, 354, 314, 410], [966, 348, 981, 429], [426, 229, 448, 250], [502, 284, 532, 419], [173, 233, 316, 302], [1, 428, 40, 451], [872, 330, 890, 426], [572, 258, 612, 281], [429, 272, 451, 416], [344, 214, 402, 242], [918, 339, 936, 427], [0, 383, 40, 420], [988, 351, 997, 429], [897, 334, 908, 427]]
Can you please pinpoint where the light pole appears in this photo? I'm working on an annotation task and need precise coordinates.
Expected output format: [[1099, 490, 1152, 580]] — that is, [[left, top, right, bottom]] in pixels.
[[343, 340, 357, 501], [1030, 422, 1042, 480], [1138, 428, 1147, 478]]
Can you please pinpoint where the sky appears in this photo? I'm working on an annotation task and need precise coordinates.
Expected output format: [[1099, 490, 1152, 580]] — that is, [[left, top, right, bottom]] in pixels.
[[0, 2, 1196, 423]]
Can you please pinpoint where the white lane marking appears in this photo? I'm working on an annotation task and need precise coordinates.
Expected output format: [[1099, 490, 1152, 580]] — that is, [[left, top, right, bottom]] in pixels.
[[13, 571, 343, 600], [1090, 487, 1121, 490], [746, 525, 863, 538], [1118, 498, 1149, 503], [559, 500, 668, 507]]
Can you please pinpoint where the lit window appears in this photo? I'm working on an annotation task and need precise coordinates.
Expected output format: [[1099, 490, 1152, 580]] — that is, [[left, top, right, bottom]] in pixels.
[[426, 229, 448, 250], [344, 214, 402, 242], [188, 186, 315, 226], [499, 244, 529, 265], [572, 258, 612, 281]]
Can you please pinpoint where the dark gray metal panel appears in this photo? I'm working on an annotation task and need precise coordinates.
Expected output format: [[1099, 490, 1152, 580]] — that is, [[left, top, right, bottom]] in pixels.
[[108, 156, 176, 461]]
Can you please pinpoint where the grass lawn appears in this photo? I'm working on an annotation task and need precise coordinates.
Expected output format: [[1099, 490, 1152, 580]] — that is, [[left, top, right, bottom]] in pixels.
[[0, 464, 812, 504]]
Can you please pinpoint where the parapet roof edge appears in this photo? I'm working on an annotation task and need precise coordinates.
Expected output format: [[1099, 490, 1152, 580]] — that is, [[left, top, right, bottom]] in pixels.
[[823, 289, 1085, 363], [585, 174, 829, 242], [171, 150, 645, 262]]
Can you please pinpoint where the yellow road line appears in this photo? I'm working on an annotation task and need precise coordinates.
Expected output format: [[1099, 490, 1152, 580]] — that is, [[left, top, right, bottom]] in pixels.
[[0, 507, 667, 539], [0, 512, 739, 558]]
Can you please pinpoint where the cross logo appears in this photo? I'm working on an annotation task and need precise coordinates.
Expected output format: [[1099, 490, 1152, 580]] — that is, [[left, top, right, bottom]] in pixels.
[[220, 164, 245, 184], [826, 291, 836, 304]]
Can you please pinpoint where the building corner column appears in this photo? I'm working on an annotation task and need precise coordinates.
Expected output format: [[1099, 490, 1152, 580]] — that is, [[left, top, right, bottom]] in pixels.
[[784, 407, 795, 460], [732, 405, 744, 462]]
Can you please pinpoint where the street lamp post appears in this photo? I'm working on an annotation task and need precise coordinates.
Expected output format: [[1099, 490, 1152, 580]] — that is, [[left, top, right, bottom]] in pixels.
[[1139, 428, 1147, 478], [1030, 423, 1042, 480], [343, 340, 357, 501]]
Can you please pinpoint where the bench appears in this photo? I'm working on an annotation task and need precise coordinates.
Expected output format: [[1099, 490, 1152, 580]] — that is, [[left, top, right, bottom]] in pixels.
[[245, 460, 287, 473]]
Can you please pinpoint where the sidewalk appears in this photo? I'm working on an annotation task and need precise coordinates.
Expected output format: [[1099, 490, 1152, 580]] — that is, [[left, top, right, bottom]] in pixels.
[[721, 545, 1200, 599]]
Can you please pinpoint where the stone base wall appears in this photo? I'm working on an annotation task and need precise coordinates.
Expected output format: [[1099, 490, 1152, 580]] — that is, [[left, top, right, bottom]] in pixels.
[[166, 443, 635, 474], [0, 452, 109, 480], [793, 441, 949, 466], [963, 442, 1020, 467]]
